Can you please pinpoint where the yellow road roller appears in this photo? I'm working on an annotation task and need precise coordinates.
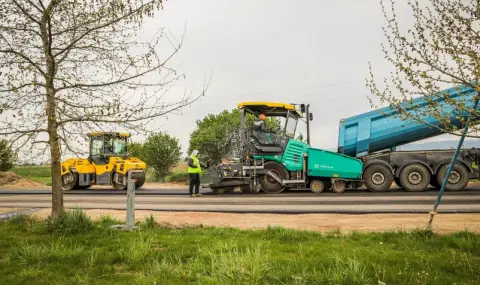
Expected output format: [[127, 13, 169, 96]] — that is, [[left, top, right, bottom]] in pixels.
[[61, 132, 146, 190]]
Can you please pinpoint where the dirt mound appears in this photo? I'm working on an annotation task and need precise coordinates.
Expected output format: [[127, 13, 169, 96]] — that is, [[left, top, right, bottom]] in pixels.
[[0, 172, 22, 185], [0, 172, 45, 188]]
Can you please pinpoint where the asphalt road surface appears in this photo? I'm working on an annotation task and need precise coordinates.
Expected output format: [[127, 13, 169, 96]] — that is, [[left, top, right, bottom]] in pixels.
[[1, 185, 480, 214]]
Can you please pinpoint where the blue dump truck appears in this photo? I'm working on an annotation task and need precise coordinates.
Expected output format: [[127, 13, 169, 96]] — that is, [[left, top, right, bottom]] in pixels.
[[338, 84, 480, 192]]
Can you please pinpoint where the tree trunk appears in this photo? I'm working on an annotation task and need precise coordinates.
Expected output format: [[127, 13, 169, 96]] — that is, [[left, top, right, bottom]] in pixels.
[[40, 8, 64, 221], [48, 120, 64, 221], [45, 53, 63, 220]]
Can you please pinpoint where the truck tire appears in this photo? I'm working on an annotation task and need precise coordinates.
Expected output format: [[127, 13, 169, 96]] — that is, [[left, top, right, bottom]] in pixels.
[[436, 164, 469, 191], [399, 163, 430, 192], [430, 175, 441, 189], [332, 180, 346, 193], [310, 180, 324, 193], [363, 164, 393, 192], [260, 161, 288, 194], [394, 177, 403, 189]]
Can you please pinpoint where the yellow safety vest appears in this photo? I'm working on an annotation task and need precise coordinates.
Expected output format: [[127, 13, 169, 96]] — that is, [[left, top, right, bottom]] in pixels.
[[188, 154, 202, 174]]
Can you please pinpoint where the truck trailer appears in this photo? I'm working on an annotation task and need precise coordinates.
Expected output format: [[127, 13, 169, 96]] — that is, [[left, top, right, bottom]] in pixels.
[[338, 84, 480, 192]]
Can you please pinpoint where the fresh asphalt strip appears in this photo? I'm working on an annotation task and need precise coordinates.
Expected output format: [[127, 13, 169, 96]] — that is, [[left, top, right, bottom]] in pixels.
[[2, 188, 480, 196], [2, 197, 479, 205]]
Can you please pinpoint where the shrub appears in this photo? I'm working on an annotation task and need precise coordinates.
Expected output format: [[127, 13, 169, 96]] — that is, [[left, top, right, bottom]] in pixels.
[[0, 139, 15, 171], [44, 208, 94, 235], [143, 215, 157, 229], [164, 172, 189, 183], [142, 132, 182, 179]]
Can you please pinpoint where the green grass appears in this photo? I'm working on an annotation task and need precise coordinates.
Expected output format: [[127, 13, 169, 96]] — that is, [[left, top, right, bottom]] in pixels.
[[10, 165, 52, 186], [11, 165, 51, 177], [1, 210, 480, 284]]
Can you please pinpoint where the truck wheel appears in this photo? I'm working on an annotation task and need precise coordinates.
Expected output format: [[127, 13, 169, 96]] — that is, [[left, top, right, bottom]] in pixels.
[[332, 180, 346, 193], [310, 180, 324, 193], [363, 164, 393, 192], [394, 177, 403, 189], [436, 164, 469, 191], [260, 161, 288, 194], [430, 175, 441, 189], [399, 164, 430, 192]]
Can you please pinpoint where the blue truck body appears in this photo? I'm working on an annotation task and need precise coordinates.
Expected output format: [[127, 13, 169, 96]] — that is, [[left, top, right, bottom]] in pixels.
[[338, 85, 479, 158], [335, 84, 480, 192]]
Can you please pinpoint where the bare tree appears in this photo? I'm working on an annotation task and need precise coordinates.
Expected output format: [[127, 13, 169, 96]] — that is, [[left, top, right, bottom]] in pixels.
[[367, 0, 480, 137], [0, 0, 209, 220]]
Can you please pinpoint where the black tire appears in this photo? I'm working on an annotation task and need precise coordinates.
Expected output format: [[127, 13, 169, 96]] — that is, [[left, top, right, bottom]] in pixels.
[[399, 163, 430, 192], [259, 161, 288, 194], [394, 177, 403, 189], [363, 164, 394, 192], [134, 174, 146, 189], [332, 180, 346, 193], [436, 164, 469, 191], [310, 180, 325, 193], [430, 175, 441, 189], [324, 180, 333, 190]]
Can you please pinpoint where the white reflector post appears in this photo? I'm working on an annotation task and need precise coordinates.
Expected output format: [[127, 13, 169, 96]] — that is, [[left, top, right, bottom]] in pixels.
[[126, 171, 136, 227]]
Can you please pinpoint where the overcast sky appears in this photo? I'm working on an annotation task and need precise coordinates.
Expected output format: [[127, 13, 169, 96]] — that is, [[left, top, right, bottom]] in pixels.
[[20, 0, 473, 163], [139, 0, 441, 155]]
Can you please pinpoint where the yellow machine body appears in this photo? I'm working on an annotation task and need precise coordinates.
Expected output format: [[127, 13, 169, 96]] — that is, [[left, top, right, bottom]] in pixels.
[[60, 132, 147, 190]]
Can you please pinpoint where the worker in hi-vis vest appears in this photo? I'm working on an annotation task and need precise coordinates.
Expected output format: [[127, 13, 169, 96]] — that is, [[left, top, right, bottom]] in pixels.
[[187, 150, 207, 197]]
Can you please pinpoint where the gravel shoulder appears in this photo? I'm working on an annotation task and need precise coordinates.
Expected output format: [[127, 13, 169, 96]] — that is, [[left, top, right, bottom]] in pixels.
[[0, 208, 23, 214], [21, 208, 480, 234]]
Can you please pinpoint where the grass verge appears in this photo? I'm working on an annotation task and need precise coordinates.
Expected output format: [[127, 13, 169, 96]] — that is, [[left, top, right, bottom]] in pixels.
[[1, 210, 480, 284], [11, 165, 52, 186]]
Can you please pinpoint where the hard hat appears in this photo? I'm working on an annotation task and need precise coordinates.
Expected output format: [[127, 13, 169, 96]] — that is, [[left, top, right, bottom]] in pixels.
[[192, 150, 199, 156], [259, 114, 267, 121]]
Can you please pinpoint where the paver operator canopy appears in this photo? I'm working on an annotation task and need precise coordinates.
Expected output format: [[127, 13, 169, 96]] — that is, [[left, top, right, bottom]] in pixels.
[[238, 102, 310, 155]]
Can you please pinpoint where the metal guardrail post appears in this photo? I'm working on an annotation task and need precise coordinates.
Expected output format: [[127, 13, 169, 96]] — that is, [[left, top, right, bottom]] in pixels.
[[110, 171, 138, 231], [126, 171, 136, 227]]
